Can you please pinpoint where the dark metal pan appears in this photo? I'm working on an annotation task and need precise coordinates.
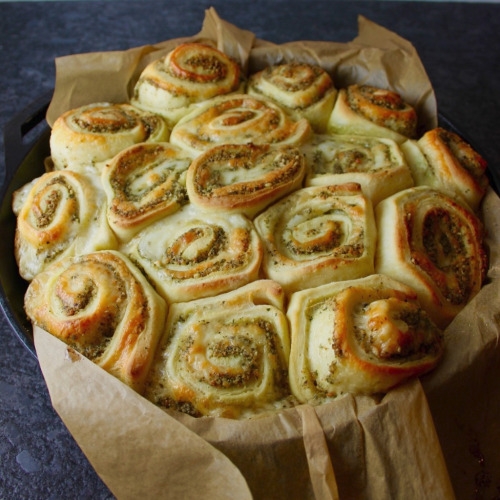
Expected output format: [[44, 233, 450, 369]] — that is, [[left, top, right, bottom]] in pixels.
[[1, 93, 499, 358], [0, 91, 53, 358]]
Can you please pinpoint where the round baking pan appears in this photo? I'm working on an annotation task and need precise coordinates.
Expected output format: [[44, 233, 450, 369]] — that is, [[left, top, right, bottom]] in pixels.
[[1, 93, 499, 358]]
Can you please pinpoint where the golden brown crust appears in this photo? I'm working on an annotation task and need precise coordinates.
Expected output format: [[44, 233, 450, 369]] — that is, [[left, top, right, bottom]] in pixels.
[[413, 127, 488, 211], [131, 43, 242, 124], [327, 85, 417, 143], [254, 183, 376, 293], [123, 204, 263, 303], [17, 40, 492, 420], [375, 186, 487, 328], [50, 102, 169, 172], [14, 170, 117, 281], [101, 142, 191, 242], [287, 274, 444, 404], [186, 143, 306, 218], [170, 93, 312, 156], [247, 63, 337, 132], [24, 250, 167, 393], [143, 280, 291, 419]]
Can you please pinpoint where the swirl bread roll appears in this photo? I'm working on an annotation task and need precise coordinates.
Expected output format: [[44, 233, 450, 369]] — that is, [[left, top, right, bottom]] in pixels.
[[186, 143, 306, 218], [287, 274, 444, 404], [24, 250, 167, 393], [13, 170, 117, 281], [401, 127, 489, 211], [50, 102, 169, 173], [327, 85, 418, 144], [375, 186, 488, 328], [254, 183, 376, 293], [131, 43, 243, 125], [143, 280, 291, 419], [247, 63, 337, 132], [303, 134, 413, 205], [170, 93, 312, 157], [101, 142, 191, 242], [123, 204, 263, 303]]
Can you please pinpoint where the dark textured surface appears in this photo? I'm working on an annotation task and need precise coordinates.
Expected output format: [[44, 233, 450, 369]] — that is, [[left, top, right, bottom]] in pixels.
[[0, 1, 499, 498]]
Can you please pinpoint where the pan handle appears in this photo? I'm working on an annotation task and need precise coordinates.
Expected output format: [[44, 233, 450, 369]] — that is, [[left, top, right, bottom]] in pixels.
[[3, 89, 53, 182]]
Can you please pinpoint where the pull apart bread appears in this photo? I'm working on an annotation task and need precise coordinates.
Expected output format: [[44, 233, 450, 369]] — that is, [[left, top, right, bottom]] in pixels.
[[15, 42, 489, 418]]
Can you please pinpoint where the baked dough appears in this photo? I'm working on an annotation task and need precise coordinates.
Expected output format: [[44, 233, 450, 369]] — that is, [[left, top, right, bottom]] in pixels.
[[254, 183, 376, 293], [375, 186, 487, 328], [24, 250, 167, 393], [247, 63, 337, 132], [143, 280, 291, 418], [131, 42, 242, 125], [14, 170, 117, 281], [170, 93, 312, 157], [50, 102, 169, 172], [401, 127, 489, 211], [186, 143, 306, 218], [302, 134, 414, 205], [327, 85, 418, 143], [122, 204, 263, 303], [101, 142, 191, 242], [17, 36, 491, 419], [287, 274, 444, 404]]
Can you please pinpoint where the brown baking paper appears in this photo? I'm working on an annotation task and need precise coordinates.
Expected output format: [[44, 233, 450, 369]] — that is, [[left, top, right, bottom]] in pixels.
[[32, 7, 500, 499], [35, 325, 455, 499], [46, 8, 256, 127], [46, 9, 436, 131], [422, 188, 500, 498]]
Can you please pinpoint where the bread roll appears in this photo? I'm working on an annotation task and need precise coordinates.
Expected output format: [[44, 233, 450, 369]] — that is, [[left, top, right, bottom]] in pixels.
[[14, 170, 117, 281], [24, 250, 167, 393], [50, 102, 169, 172], [375, 186, 487, 328], [303, 134, 413, 204], [123, 204, 263, 303], [131, 42, 242, 124], [101, 142, 191, 242], [327, 85, 418, 143], [143, 280, 291, 419], [186, 143, 306, 218], [170, 93, 312, 157], [247, 63, 337, 132], [287, 274, 444, 404], [254, 183, 376, 293], [401, 127, 488, 211]]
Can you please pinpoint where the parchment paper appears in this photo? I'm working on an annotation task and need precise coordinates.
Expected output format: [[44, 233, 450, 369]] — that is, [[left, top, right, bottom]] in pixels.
[[46, 8, 256, 126], [46, 10, 436, 131], [33, 7, 500, 499], [422, 188, 500, 499]]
